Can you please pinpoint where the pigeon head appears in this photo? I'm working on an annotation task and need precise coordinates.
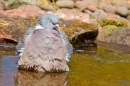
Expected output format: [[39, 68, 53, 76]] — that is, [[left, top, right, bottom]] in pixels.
[[37, 13, 59, 30]]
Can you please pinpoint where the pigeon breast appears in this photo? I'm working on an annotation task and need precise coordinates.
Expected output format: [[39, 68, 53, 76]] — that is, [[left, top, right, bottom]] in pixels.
[[18, 28, 68, 72]]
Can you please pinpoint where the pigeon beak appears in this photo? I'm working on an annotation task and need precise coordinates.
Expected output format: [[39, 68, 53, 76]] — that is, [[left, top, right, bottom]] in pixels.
[[55, 24, 60, 30]]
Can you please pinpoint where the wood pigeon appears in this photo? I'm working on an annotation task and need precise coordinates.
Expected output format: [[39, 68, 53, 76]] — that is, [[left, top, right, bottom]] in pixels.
[[16, 13, 73, 72]]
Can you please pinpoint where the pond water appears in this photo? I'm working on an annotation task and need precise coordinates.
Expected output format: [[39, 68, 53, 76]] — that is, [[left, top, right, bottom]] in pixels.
[[0, 42, 130, 86]]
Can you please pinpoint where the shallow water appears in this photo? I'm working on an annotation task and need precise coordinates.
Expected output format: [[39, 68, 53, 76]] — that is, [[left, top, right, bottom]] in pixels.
[[0, 43, 130, 86]]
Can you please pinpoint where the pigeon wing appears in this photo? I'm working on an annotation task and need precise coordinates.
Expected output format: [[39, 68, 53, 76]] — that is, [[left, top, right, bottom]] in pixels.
[[59, 30, 73, 62], [16, 26, 35, 57]]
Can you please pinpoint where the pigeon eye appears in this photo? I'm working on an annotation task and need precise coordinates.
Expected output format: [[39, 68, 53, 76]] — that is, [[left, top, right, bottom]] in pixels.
[[48, 20, 52, 23]]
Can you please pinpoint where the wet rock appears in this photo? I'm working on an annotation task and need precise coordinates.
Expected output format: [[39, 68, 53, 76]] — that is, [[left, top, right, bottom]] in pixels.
[[98, 41, 130, 54], [97, 26, 130, 46], [91, 10, 107, 20], [115, 6, 129, 17], [103, 4, 116, 13], [56, 0, 74, 8], [60, 20, 98, 44], [0, 2, 5, 10]]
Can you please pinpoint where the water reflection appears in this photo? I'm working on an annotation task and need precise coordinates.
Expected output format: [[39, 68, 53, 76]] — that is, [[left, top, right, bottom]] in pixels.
[[14, 70, 69, 86]]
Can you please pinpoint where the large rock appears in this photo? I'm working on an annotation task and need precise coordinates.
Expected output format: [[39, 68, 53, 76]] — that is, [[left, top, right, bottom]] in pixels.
[[60, 20, 98, 44], [0, 11, 96, 44], [56, 0, 74, 8], [115, 6, 129, 17], [103, 4, 116, 13], [0, 16, 98, 45], [0, 16, 37, 42], [97, 26, 130, 46]]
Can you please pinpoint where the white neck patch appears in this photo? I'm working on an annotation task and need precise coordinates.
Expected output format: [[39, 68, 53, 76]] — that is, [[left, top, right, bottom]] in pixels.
[[35, 25, 43, 30]]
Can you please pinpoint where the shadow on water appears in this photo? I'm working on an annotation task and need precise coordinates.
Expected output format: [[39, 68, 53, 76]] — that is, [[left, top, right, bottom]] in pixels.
[[0, 39, 130, 86]]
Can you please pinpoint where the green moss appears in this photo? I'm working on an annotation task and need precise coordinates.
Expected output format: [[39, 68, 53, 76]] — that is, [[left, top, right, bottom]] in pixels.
[[61, 20, 97, 40], [98, 19, 128, 27], [103, 25, 118, 34]]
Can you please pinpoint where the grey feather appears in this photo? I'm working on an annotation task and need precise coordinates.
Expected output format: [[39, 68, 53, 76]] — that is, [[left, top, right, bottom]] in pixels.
[[59, 30, 73, 62], [16, 26, 35, 57]]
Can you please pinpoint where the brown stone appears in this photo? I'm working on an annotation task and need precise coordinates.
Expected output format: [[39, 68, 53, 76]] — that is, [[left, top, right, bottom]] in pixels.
[[97, 26, 130, 46], [103, 4, 116, 13], [98, 2, 107, 10], [18, 5, 42, 12], [83, 0, 99, 5], [115, 6, 129, 17], [75, 1, 88, 10], [91, 10, 107, 20], [111, 0, 126, 6], [87, 4, 98, 12], [107, 13, 119, 19], [56, 0, 74, 8]]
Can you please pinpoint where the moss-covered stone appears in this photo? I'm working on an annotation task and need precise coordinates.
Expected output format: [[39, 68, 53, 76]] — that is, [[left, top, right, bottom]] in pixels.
[[61, 20, 98, 40], [102, 25, 118, 34], [60, 19, 98, 45], [98, 19, 128, 27], [0, 16, 38, 42]]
